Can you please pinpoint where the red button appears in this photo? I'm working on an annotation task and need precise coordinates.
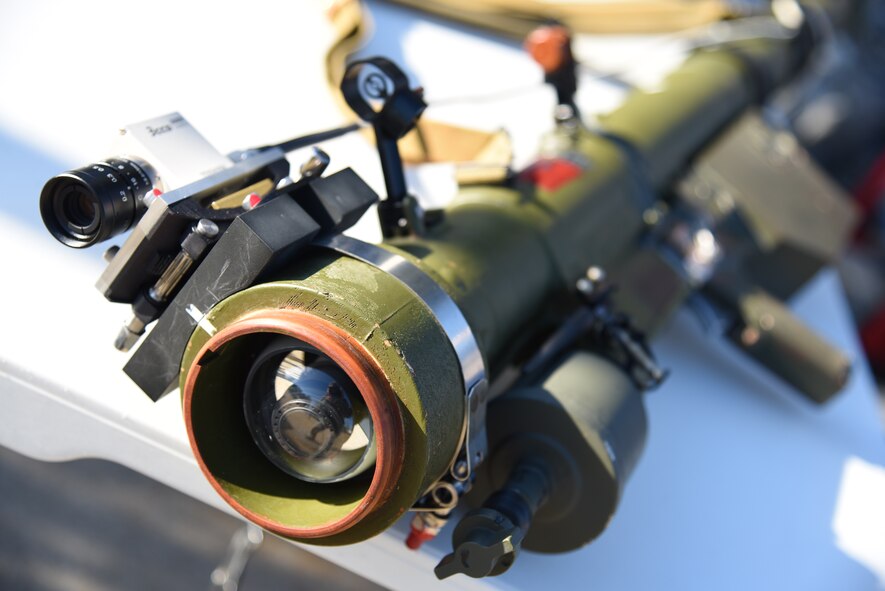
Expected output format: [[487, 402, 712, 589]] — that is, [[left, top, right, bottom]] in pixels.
[[519, 158, 583, 191]]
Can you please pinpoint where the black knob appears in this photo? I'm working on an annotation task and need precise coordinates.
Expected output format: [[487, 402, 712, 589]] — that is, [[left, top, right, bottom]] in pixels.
[[435, 460, 550, 580]]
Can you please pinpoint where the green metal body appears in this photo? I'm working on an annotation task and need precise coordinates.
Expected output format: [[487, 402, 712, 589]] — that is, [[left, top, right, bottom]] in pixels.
[[181, 34, 854, 544], [386, 37, 844, 377]]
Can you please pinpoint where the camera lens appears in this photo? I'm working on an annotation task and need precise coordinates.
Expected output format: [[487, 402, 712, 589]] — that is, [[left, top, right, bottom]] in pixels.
[[243, 338, 376, 483], [62, 188, 97, 227], [39, 158, 154, 248]]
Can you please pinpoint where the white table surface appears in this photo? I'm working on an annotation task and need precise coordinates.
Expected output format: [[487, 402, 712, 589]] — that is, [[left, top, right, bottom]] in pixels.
[[1, 2, 884, 589]]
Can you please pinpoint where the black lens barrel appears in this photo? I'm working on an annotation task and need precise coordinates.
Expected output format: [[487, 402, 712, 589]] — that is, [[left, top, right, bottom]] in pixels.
[[39, 158, 153, 248]]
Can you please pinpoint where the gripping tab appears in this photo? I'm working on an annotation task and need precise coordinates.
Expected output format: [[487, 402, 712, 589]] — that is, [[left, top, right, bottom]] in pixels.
[[341, 57, 427, 237]]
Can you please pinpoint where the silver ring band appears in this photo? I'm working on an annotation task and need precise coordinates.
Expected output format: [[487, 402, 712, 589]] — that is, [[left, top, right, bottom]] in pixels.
[[316, 234, 486, 395]]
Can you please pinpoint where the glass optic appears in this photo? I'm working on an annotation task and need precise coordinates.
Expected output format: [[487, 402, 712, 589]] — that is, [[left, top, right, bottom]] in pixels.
[[244, 345, 376, 483]]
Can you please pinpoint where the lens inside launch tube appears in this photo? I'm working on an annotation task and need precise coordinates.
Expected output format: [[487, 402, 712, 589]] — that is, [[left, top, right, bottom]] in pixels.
[[243, 337, 377, 483]]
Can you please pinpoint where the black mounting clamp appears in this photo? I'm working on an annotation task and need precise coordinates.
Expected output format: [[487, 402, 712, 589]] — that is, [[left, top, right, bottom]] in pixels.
[[520, 265, 668, 391], [341, 57, 427, 237], [576, 267, 669, 390]]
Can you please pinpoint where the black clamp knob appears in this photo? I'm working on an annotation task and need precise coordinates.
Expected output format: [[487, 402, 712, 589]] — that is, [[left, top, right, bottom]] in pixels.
[[435, 460, 550, 580], [341, 57, 427, 237], [435, 508, 524, 580]]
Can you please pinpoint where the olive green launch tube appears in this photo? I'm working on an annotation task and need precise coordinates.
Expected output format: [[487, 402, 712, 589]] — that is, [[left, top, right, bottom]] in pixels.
[[179, 31, 847, 546]]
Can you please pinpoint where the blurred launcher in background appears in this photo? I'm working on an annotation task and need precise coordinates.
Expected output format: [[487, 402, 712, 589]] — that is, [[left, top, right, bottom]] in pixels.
[[763, 0, 885, 386]]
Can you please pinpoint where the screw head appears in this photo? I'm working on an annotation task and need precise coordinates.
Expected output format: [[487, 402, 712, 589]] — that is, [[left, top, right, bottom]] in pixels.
[[196, 219, 219, 238], [299, 147, 331, 179]]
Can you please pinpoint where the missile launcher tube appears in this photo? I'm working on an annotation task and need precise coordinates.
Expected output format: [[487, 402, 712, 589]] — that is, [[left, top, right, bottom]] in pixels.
[[180, 36, 818, 544]]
